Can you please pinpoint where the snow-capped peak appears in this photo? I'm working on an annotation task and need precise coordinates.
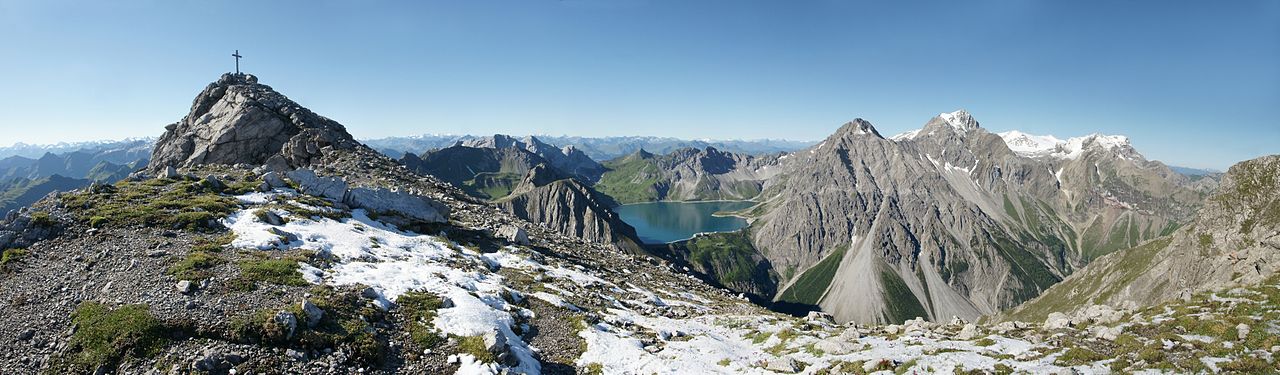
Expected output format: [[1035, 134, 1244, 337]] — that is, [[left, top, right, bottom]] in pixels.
[[938, 109, 979, 133], [996, 130, 1064, 157], [890, 129, 922, 141], [997, 131, 1137, 160]]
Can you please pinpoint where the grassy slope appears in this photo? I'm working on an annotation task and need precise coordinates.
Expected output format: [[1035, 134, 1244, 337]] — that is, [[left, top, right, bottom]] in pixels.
[[1003, 236, 1173, 322], [775, 245, 846, 306], [593, 157, 662, 204]]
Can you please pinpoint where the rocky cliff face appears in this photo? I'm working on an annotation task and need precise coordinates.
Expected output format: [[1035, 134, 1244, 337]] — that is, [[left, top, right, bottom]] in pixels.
[[594, 146, 782, 204], [147, 73, 360, 173], [496, 165, 644, 253], [462, 135, 606, 183], [1004, 154, 1280, 321]]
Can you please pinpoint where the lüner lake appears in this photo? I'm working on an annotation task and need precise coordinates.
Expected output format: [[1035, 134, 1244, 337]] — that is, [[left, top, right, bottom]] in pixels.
[[613, 201, 755, 244]]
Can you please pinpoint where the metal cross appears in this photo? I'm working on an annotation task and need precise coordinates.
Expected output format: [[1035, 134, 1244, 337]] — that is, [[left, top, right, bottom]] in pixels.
[[232, 50, 242, 74]]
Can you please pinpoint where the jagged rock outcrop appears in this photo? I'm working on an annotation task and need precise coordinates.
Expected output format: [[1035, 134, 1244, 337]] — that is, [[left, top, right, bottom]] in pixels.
[[462, 135, 606, 183], [147, 73, 360, 173], [496, 165, 644, 253], [594, 146, 782, 204], [1004, 154, 1280, 321]]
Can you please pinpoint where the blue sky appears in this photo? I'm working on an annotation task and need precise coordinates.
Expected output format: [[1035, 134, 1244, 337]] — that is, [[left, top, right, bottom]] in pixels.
[[0, 1, 1276, 169]]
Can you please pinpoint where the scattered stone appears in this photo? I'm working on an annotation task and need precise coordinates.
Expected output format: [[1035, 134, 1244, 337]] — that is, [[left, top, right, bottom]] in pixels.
[[267, 227, 298, 243], [301, 300, 324, 328], [263, 171, 288, 189], [764, 356, 799, 373], [146, 249, 168, 257], [805, 311, 836, 326], [1092, 325, 1123, 341], [163, 166, 179, 179], [1044, 312, 1072, 330], [286, 348, 307, 362], [191, 349, 228, 372], [274, 311, 299, 339], [360, 287, 381, 300], [814, 338, 857, 355], [204, 175, 225, 190], [955, 323, 980, 340], [496, 225, 530, 245], [261, 210, 285, 226]]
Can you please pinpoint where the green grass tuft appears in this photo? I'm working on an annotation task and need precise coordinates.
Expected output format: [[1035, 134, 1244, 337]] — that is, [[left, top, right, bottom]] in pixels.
[[53, 302, 168, 373]]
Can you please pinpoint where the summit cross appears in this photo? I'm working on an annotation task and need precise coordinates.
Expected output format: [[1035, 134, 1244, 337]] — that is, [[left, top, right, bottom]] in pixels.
[[232, 50, 242, 74]]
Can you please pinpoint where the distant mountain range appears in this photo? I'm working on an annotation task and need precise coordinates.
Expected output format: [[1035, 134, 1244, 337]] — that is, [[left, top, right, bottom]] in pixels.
[[362, 134, 816, 161], [0, 139, 151, 215]]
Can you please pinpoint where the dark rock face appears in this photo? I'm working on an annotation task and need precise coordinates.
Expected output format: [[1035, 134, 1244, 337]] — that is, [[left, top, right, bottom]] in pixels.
[[147, 73, 359, 173], [497, 165, 643, 254]]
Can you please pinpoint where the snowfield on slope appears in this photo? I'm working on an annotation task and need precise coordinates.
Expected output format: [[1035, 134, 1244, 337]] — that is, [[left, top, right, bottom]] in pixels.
[[223, 190, 1121, 375]]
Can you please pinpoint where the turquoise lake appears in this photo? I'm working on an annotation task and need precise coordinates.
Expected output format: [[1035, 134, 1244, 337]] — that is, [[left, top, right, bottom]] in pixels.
[[614, 201, 756, 244]]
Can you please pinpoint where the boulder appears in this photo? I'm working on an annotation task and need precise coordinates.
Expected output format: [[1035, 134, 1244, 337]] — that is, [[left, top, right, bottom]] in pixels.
[[176, 280, 194, 294], [805, 311, 836, 326], [346, 187, 448, 224], [301, 300, 324, 328], [273, 311, 298, 339], [496, 225, 530, 245], [955, 323, 980, 340], [813, 338, 857, 355], [764, 356, 799, 373], [262, 171, 288, 189], [1092, 325, 1123, 341], [1043, 312, 1072, 330], [163, 166, 180, 179], [261, 210, 285, 226], [287, 169, 348, 201]]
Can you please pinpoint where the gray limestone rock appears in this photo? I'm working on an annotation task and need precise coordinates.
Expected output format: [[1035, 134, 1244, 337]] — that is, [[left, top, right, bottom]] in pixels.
[[274, 311, 298, 339], [301, 300, 324, 328], [147, 73, 360, 173], [497, 225, 530, 245]]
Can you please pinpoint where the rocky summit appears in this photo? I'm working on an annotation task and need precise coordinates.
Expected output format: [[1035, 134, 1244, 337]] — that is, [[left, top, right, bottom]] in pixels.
[[148, 73, 360, 173]]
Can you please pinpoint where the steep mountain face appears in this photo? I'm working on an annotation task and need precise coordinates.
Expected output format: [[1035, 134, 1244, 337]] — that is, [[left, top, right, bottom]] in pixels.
[[496, 165, 644, 253], [148, 73, 361, 173], [399, 145, 556, 200], [697, 110, 1208, 325], [594, 147, 782, 204], [1005, 154, 1280, 321], [462, 135, 606, 183]]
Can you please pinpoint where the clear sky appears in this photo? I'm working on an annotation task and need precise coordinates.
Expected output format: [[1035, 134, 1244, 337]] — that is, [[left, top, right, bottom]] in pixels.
[[0, 1, 1276, 169]]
